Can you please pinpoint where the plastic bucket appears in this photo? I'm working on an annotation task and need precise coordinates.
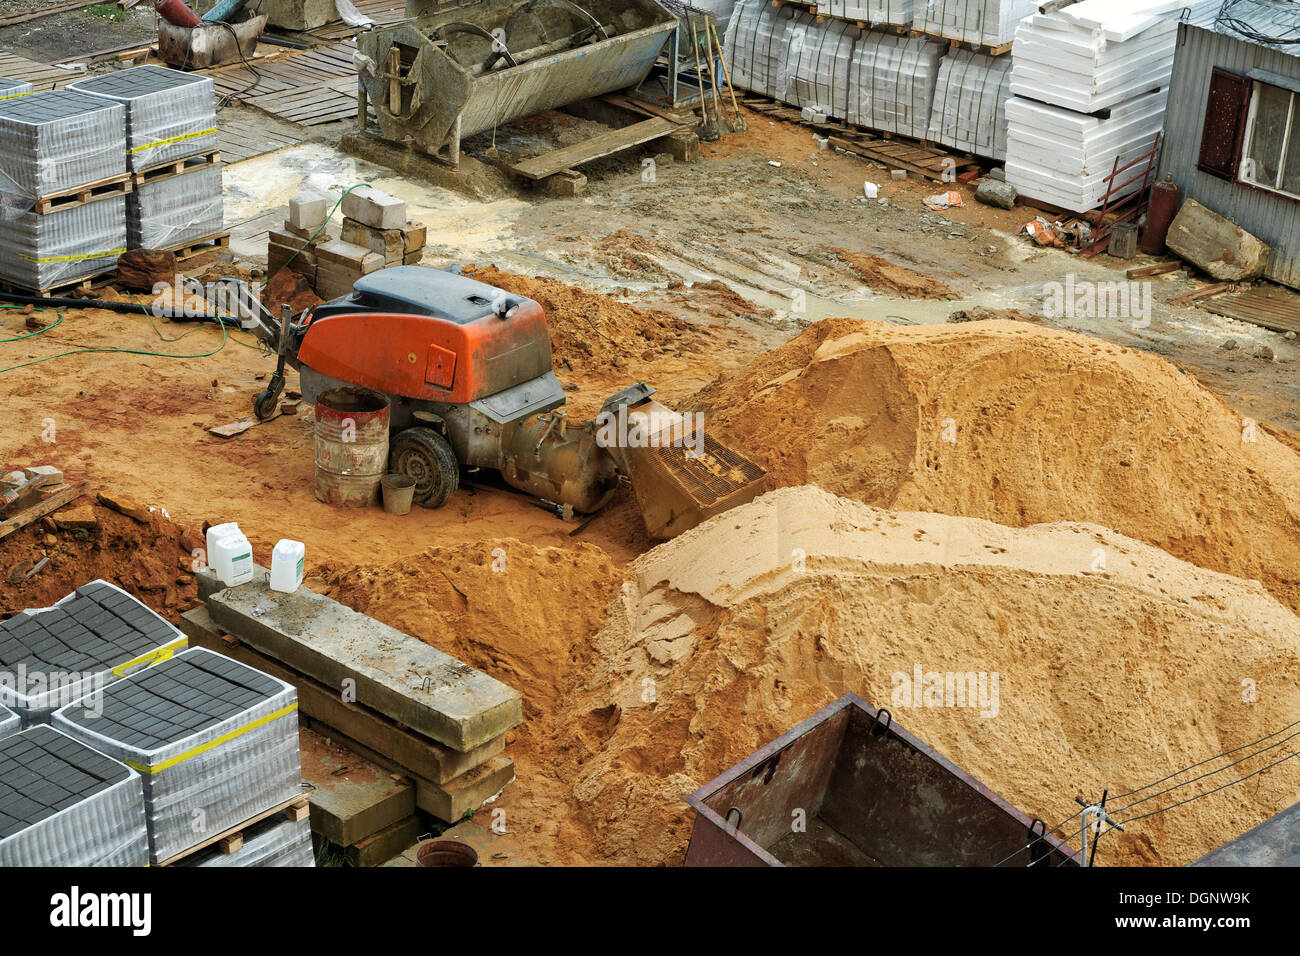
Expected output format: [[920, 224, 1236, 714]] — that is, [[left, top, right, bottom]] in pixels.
[[314, 386, 390, 508], [416, 840, 478, 868], [380, 473, 416, 516]]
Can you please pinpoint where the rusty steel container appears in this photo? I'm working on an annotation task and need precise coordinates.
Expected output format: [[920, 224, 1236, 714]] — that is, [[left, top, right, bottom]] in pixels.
[[1141, 175, 1181, 256], [314, 386, 391, 508]]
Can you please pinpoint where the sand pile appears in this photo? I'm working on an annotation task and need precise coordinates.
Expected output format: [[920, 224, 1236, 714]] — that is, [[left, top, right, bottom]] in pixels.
[[463, 265, 703, 373], [560, 486, 1300, 866], [694, 318, 1300, 611], [314, 539, 621, 717]]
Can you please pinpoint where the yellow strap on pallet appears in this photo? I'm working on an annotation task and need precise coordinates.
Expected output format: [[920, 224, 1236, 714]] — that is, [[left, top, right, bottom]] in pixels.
[[124, 702, 299, 775], [111, 636, 187, 678], [0, 90, 32, 101], [130, 127, 218, 154], [18, 248, 125, 264]]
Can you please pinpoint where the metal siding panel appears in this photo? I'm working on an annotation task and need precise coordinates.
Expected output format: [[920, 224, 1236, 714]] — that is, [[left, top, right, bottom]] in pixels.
[[1159, 26, 1300, 288]]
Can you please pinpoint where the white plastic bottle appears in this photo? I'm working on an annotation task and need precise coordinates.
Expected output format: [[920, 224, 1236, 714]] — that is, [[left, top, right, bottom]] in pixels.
[[205, 522, 240, 568], [270, 539, 305, 594], [210, 529, 255, 587]]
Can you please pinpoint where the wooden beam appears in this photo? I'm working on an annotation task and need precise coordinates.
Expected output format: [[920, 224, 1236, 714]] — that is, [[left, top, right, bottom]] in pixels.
[[0, 482, 88, 542], [511, 116, 682, 180]]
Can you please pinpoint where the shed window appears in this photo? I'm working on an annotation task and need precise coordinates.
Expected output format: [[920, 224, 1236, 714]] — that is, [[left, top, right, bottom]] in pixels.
[[1241, 80, 1300, 199]]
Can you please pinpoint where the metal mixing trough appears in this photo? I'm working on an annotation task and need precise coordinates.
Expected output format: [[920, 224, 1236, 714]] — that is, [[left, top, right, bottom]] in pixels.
[[356, 0, 678, 164], [684, 694, 1081, 867]]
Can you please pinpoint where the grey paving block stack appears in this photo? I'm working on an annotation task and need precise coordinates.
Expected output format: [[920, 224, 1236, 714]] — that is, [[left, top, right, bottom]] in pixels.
[[177, 813, 314, 867], [0, 197, 128, 291], [128, 163, 223, 249], [0, 77, 33, 100], [68, 66, 217, 172], [927, 48, 1014, 161], [0, 89, 125, 199], [0, 580, 187, 725], [52, 647, 301, 864], [0, 725, 148, 866], [0, 703, 18, 740]]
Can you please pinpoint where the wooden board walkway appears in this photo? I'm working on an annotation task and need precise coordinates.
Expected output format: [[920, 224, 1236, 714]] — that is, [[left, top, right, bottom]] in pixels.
[[512, 116, 683, 180], [0, 50, 83, 90], [1201, 288, 1300, 336], [202, 40, 359, 129]]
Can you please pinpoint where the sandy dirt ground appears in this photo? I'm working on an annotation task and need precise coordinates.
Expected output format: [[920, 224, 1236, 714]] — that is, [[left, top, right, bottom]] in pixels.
[[3, 103, 1299, 867]]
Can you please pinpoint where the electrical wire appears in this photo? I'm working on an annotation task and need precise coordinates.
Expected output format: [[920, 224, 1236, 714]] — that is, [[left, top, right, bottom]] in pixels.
[[1114, 745, 1300, 827], [0, 314, 232, 374], [1216, 0, 1300, 46], [0, 311, 63, 342]]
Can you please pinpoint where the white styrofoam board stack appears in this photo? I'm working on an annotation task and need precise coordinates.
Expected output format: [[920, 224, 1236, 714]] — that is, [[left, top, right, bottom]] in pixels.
[[927, 48, 1014, 160], [53, 647, 301, 864], [128, 162, 223, 250], [788, 17, 863, 117], [724, 0, 810, 99], [1004, 88, 1168, 211], [849, 31, 946, 138], [914, 0, 1037, 45], [1010, 0, 1180, 113], [820, 1, 915, 27]]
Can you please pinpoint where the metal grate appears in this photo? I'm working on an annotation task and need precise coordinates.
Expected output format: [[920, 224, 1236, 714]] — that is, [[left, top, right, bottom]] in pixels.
[[651, 432, 765, 507]]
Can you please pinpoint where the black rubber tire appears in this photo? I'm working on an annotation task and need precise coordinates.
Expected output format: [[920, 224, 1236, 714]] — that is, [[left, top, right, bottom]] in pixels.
[[253, 389, 278, 422], [390, 426, 459, 508]]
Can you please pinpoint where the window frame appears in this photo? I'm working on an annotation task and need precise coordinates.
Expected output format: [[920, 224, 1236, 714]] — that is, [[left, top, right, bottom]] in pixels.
[[1238, 79, 1300, 200]]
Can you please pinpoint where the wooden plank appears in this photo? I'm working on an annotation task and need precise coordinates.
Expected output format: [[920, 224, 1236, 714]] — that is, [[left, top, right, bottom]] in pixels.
[[1201, 291, 1300, 335], [1126, 261, 1181, 279], [0, 482, 88, 542], [513, 116, 682, 180]]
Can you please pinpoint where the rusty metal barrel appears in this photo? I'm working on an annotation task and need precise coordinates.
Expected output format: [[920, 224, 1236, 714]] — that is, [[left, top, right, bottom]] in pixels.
[[314, 386, 390, 507]]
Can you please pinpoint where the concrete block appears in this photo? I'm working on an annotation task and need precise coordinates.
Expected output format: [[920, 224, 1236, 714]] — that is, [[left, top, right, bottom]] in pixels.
[[415, 756, 515, 823], [340, 185, 406, 230], [1166, 199, 1269, 281], [256, 0, 336, 32], [316, 238, 385, 274], [341, 217, 403, 261], [180, 604, 507, 784], [403, 250, 423, 266], [346, 815, 420, 867], [402, 220, 426, 253], [288, 190, 329, 231], [204, 572, 523, 752], [539, 169, 586, 198], [975, 178, 1018, 210], [23, 465, 62, 485], [304, 750, 414, 846], [664, 130, 699, 163]]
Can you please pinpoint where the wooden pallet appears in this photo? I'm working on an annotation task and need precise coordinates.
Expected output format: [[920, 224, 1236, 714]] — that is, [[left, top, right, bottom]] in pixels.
[[0, 269, 116, 300], [739, 93, 977, 182], [133, 150, 222, 188], [919, 33, 1014, 56], [170, 231, 232, 262], [511, 116, 684, 180], [156, 794, 310, 866], [32, 173, 132, 215]]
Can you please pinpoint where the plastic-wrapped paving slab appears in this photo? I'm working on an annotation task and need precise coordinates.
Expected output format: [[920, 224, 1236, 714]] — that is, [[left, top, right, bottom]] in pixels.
[[177, 813, 315, 867], [0, 580, 187, 724], [52, 646, 301, 864], [0, 725, 149, 866], [0, 195, 127, 292], [128, 163, 223, 250], [68, 66, 217, 172], [0, 703, 18, 740], [0, 89, 126, 199], [0, 76, 33, 100]]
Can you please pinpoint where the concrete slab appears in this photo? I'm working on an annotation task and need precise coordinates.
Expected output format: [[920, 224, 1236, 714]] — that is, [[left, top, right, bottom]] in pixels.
[[180, 606, 506, 783], [203, 570, 522, 752], [416, 755, 515, 824], [300, 730, 415, 847], [346, 814, 420, 867]]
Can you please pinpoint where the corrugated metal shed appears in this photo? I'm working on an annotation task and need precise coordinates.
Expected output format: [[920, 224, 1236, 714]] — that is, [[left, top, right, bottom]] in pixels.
[[1158, 0, 1300, 289]]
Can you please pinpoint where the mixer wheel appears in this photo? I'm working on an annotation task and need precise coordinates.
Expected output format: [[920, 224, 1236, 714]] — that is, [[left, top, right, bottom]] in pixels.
[[391, 426, 459, 508]]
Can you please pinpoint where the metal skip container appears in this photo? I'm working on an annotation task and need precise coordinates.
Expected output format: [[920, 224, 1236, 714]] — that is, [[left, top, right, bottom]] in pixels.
[[356, 0, 679, 164], [314, 386, 391, 507]]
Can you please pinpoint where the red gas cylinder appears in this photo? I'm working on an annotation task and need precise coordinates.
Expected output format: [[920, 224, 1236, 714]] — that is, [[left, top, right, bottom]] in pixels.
[[154, 0, 202, 28], [1142, 175, 1181, 256]]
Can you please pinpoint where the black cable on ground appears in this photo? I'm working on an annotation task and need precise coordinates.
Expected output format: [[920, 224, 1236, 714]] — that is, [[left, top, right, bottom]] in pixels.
[[0, 289, 226, 322]]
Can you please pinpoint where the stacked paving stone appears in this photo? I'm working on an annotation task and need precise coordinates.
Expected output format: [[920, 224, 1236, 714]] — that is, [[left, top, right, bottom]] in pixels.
[[0, 77, 33, 100], [724, 0, 812, 100], [0, 89, 127, 291], [914, 0, 1037, 46], [0, 725, 149, 866], [926, 48, 1013, 161], [52, 646, 301, 864], [69, 66, 222, 251], [0, 704, 18, 740], [0, 580, 187, 725], [184, 565, 521, 849], [273, 186, 426, 301], [820, 0, 914, 28], [787, 17, 862, 118], [848, 32, 947, 138], [177, 813, 314, 867]]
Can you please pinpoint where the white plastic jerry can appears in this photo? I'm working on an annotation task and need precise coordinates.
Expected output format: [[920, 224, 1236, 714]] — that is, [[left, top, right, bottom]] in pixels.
[[204, 521, 240, 568], [270, 539, 305, 593], [211, 530, 255, 587]]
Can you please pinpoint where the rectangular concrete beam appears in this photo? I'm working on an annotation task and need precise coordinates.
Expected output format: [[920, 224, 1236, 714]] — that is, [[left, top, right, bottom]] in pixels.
[[202, 571, 522, 752], [179, 606, 506, 783]]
